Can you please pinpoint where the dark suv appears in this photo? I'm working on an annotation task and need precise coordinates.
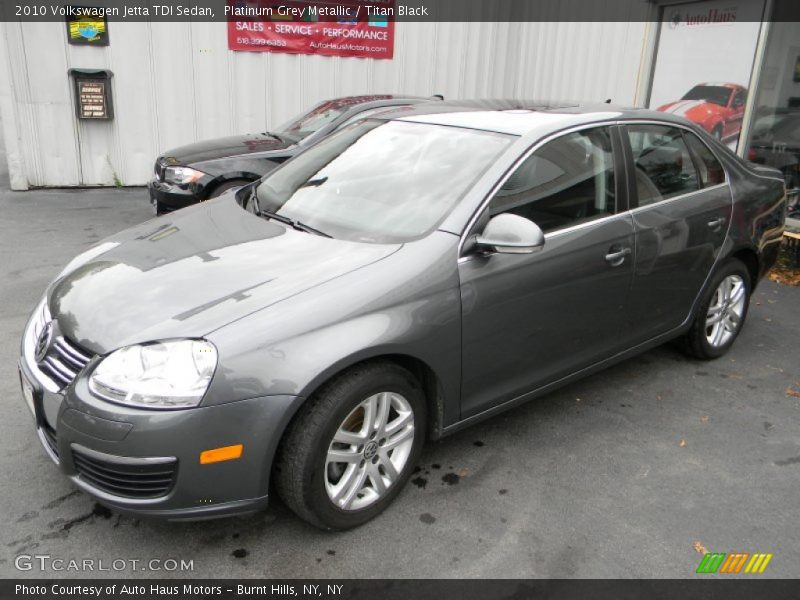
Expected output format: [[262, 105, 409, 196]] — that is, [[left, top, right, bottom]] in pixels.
[[148, 94, 439, 215]]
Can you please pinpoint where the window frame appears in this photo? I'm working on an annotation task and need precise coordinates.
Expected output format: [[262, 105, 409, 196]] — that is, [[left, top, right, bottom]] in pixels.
[[619, 121, 729, 211], [458, 123, 628, 258]]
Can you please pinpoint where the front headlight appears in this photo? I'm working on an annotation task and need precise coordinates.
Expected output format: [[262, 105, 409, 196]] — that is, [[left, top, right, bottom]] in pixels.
[[164, 166, 206, 185], [89, 340, 217, 409]]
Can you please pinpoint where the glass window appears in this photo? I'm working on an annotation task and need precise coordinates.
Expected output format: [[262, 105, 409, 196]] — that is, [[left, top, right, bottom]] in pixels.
[[488, 127, 616, 233], [742, 11, 800, 208], [684, 132, 726, 186], [681, 85, 734, 108], [254, 119, 513, 244], [627, 125, 700, 206], [274, 100, 349, 142]]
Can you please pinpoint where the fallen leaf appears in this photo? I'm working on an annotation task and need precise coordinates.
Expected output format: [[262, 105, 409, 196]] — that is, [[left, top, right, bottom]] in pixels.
[[700, 416, 709, 423], [679, 439, 687, 447], [785, 387, 800, 399], [768, 263, 800, 286], [693, 541, 708, 554]]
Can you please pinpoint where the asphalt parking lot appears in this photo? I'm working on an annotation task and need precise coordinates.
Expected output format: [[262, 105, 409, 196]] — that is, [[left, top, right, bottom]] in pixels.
[[1, 175, 799, 578]]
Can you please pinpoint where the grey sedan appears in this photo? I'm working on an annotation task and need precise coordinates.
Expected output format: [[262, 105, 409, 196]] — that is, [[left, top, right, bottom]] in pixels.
[[18, 101, 786, 530]]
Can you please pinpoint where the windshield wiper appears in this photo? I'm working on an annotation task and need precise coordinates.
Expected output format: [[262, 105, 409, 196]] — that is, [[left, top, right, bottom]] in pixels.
[[249, 188, 331, 238]]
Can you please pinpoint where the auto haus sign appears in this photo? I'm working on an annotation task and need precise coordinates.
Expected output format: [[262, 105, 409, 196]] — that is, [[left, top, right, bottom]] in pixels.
[[227, 0, 395, 59]]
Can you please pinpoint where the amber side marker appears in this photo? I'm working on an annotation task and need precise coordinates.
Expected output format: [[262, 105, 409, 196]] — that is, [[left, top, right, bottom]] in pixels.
[[200, 444, 243, 464]]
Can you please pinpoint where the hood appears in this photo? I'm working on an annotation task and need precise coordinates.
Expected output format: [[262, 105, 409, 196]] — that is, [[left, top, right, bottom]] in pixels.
[[657, 99, 714, 119], [161, 133, 296, 165], [50, 198, 400, 354]]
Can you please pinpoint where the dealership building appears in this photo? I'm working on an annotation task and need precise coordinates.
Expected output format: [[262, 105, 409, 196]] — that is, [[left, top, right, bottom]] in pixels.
[[0, 0, 797, 193]]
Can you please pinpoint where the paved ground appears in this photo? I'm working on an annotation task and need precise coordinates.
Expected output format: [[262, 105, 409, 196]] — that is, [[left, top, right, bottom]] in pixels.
[[1, 181, 799, 579]]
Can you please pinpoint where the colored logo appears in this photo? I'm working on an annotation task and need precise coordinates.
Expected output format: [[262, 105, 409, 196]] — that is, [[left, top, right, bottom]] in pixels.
[[69, 18, 106, 42], [696, 552, 773, 574], [368, 15, 388, 27], [337, 16, 357, 25]]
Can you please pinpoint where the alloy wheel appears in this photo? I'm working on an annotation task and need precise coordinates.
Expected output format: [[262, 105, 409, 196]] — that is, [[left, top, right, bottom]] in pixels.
[[324, 392, 415, 511], [705, 274, 746, 348]]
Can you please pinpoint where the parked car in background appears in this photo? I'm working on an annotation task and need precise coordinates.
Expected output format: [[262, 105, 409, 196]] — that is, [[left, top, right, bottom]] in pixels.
[[657, 83, 747, 141], [148, 94, 440, 215], [21, 101, 785, 530]]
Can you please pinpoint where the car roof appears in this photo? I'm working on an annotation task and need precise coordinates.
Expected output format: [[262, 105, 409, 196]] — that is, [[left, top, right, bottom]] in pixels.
[[377, 99, 690, 136], [321, 94, 437, 111]]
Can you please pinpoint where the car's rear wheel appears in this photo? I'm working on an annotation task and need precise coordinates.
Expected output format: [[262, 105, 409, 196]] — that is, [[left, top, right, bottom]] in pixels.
[[208, 178, 251, 199], [683, 258, 750, 359], [274, 362, 425, 530]]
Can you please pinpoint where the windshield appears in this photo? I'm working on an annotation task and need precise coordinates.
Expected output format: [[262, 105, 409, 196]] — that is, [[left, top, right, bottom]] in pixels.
[[681, 85, 732, 107], [274, 101, 349, 142], [254, 119, 514, 243]]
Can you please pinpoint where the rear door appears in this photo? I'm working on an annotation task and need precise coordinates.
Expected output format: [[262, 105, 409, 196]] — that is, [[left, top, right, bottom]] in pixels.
[[621, 123, 732, 345]]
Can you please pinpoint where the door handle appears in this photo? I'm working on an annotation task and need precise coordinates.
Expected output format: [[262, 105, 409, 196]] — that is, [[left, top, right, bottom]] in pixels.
[[707, 217, 726, 230], [605, 246, 631, 266]]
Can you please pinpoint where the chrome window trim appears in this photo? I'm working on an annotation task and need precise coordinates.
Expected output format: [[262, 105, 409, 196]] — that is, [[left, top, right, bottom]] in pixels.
[[628, 182, 729, 215], [457, 118, 735, 260]]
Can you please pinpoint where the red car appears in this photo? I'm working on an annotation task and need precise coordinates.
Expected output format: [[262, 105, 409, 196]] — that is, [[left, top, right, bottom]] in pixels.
[[657, 83, 747, 141]]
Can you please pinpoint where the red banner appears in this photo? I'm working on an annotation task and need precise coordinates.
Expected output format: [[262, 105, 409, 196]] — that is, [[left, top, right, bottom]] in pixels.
[[227, 0, 395, 59]]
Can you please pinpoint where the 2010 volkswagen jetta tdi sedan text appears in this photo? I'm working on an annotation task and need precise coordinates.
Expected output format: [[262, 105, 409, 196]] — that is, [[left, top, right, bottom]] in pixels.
[[19, 101, 786, 530]]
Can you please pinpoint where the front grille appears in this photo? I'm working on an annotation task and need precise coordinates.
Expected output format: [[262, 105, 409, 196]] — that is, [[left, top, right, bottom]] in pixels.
[[39, 336, 92, 390], [72, 448, 177, 499], [41, 423, 59, 459]]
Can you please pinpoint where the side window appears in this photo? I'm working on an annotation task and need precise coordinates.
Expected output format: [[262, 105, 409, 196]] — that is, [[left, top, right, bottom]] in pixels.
[[489, 127, 616, 233], [732, 90, 746, 108], [683, 131, 726, 186], [626, 125, 699, 206]]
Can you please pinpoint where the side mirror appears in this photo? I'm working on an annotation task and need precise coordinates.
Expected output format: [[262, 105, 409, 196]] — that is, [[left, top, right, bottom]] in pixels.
[[475, 213, 545, 254]]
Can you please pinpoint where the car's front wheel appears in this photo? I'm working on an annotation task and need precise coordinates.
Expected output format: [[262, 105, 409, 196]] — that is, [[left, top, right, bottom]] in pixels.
[[274, 362, 426, 530], [683, 258, 750, 359]]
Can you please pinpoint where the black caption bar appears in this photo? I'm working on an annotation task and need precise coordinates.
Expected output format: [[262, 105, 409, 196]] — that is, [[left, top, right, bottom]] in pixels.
[[2, 0, 800, 22], [5, 580, 800, 600]]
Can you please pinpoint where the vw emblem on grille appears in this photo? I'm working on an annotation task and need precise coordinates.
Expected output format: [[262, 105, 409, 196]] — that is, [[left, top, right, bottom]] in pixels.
[[35, 321, 54, 363]]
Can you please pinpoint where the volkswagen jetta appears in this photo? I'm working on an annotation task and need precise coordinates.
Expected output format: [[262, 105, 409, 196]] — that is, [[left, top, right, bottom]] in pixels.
[[19, 101, 786, 529]]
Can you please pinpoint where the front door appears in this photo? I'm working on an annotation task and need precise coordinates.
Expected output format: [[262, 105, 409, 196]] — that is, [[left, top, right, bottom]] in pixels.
[[459, 125, 635, 419]]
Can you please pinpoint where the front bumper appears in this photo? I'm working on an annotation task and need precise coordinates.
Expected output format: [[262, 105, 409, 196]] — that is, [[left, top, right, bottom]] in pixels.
[[148, 178, 210, 213], [18, 355, 298, 521]]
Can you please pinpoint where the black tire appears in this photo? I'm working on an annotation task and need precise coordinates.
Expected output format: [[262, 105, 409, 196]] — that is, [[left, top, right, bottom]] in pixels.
[[155, 201, 168, 216], [208, 178, 251, 199], [274, 362, 426, 530], [683, 258, 751, 360]]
